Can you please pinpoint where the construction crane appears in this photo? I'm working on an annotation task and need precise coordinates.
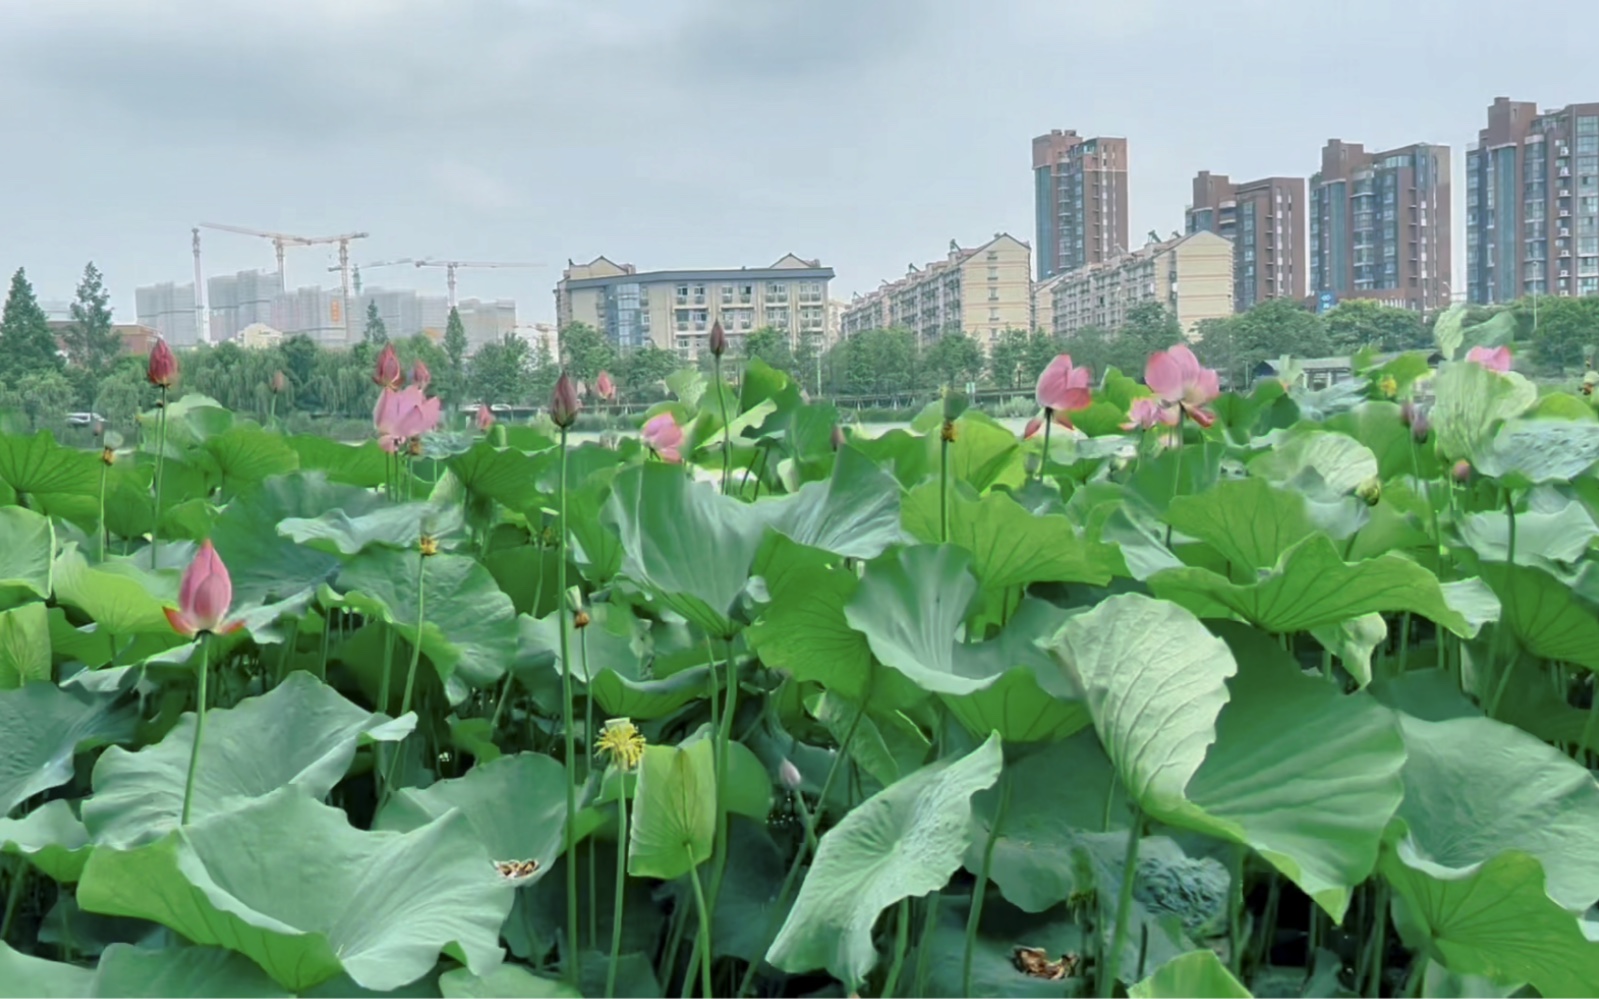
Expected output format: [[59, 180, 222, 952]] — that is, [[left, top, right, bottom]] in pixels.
[[413, 259, 542, 309], [195, 223, 370, 343], [329, 258, 414, 296]]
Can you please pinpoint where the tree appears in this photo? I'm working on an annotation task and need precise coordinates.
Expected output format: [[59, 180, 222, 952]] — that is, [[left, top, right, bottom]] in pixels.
[[1529, 296, 1599, 372], [1194, 299, 1331, 389], [443, 306, 468, 378], [363, 301, 389, 345], [617, 345, 679, 399], [64, 262, 120, 376], [0, 268, 63, 380], [560, 322, 616, 382], [2, 371, 75, 430], [528, 334, 558, 403], [925, 332, 984, 390], [1323, 299, 1428, 354], [988, 328, 1030, 388], [468, 332, 531, 406], [742, 326, 794, 374], [281, 334, 319, 408], [1025, 329, 1066, 383]]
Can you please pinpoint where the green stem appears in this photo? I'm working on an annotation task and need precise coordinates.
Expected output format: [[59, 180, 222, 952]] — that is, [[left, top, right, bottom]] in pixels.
[[707, 639, 738, 916], [1579, 684, 1599, 760], [1227, 843, 1246, 976], [912, 893, 941, 998], [152, 386, 168, 565], [1164, 409, 1185, 548], [582, 628, 597, 950], [97, 459, 109, 561], [714, 357, 731, 494], [687, 862, 715, 999], [379, 552, 428, 803], [489, 671, 515, 733], [0, 858, 26, 943], [963, 781, 1009, 995], [1487, 493, 1519, 718], [375, 624, 394, 801], [882, 898, 910, 999], [1364, 882, 1389, 998], [557, 428, 581, 984], [939, 428, 950, 543], [1101, 807, 1142, 998], [1038, 407, 1053, 483], [1397, 612, 1411, 678], [180, 634, 211, 825], [606, 781, 630, 998]]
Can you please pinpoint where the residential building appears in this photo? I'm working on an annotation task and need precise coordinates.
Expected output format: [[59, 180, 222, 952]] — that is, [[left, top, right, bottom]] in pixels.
[[1032, 130, 1130, 281], [457, 298, 518, 350], [237, 323, 284, 349], [1309, 140, 1452, 314], [825, 299, 848, 347], [135, 282, 201, 345], [273, 285, 346, 347], [47, 321, 160, 356], [513, 322, 560, 360], [1031, 272, 1067, 334], [359, 287, 450, 342], [1047, 230, 1234, 338], [838, 234, 1033, 351], [1186, 171, 1307, 310], [206, 269, 283, 342], [555, 254, 833, 360], [1467, 97, 1599, 303]]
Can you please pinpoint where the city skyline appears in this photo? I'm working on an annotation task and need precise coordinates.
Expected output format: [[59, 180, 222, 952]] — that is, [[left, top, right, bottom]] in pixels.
[[3, 1, 1596, 329]]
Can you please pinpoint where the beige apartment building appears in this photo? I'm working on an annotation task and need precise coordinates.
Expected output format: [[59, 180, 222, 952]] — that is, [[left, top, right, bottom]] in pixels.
[[838, 233, 1032, 350], [555, 254, 833, 359], [1048, 230, 1234, 338]]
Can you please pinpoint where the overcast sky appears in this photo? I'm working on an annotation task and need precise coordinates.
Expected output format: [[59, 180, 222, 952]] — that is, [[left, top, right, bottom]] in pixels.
[[2, 0, 1595, 325]]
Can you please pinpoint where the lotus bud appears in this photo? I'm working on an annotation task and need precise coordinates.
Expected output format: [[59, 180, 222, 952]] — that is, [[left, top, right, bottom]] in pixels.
[[830, 424, 845, 451], [779, 758, 802, 791], [1023, 417, 1043, 440], [1410, 407, 1431, 443], [708, 320, 728, 358], [373, 343, 402, 389], [1356, 476, 1383, 507], [1452, 460, 1473, 484], [595, 370, 617, 401], [146, 338, 178, 389], [475, 404, 495, 431], [164, 540, 241, 637], [550, 373, 582, 429], [270, 370, 288, 395], [410, 359, 431, 392], [1399, 401, 1418, 427]]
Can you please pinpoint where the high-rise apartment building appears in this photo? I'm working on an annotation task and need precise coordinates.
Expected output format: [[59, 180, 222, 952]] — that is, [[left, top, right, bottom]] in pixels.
[[1033, 130, 1129, 281], [556, 254, 833, 360], [1186, 171, 1307, 310], [207, 269, 284, 342], [839, 234, 1032, 350], [456, 298, 518, 350], [1467, 97, 1599, 303], [1046, 231, 1234, 338], [135, 282, 200, 345], [1309, 140, 1451, 314]]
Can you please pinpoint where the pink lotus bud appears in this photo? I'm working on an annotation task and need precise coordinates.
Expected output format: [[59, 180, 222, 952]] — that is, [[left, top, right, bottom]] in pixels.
[[373, 343, 402, 389], [1023, 417, 1043, 440], [164, 540, 242, 637], [1465, 345, 1512, 374], [1410, 407, 1431, 442], [596, 371, 617, 401], [779, 759, 802, 791], [270, 370, 288, 395], [708, 320, 728, 358], [146, 338, 178, 389], [1452, 460, 1473, 484], [550, 373, 582, 429], [410, 359, 431, 391], [1399, 401, 1418, 427], [476, 404, 495, 431]]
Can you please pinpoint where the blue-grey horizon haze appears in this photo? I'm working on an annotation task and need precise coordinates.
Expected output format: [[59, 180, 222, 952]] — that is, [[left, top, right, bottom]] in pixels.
[[1, 0, 1594, 324]]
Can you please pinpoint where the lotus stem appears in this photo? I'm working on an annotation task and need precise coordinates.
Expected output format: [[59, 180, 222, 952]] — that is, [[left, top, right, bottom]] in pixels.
[[180, 633, 211, 825], [152, 385, 168, 565], [963, 781, 1009, 995], [1100, 806, 1142, 998], [882, 898, 910, 998], [1487, 492, 1519, 718], [97, 459, 109, 561], [1164, 409, 1185, 548], [0, 858, 26, 943], [1364, 882, 1389, 997], [582, 628, 598, 950], [715, 356, 732, 494], [557, 427, 581, 984], [375, 624, 394, 802], [687, 862, 715, 999], [379, 551, 428, 803], [606, 780, 631, 998], [1227, 843, 1246, 975], [1038, 407, 1053, 484], [707, 639, 738, 919], [939, 430, 950, 543], [912, 893, 941, 998]]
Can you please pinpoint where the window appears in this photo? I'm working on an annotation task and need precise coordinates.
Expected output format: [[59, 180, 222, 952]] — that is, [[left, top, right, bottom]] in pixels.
[[693, 284, 706, 305], [766, 282, 788, 300], [675, 285, 689, 305], [1580, 116, 1599, 136], [675, 309, 689, 331], [1581, 236, 1598, 255], [738, 311, 753, 331], [739, 284, 753, 303], [692, 310, 708, 331], [989, 307, 1001, 322], [1581, 136, 1599, 154], [720, 285, 732, 305], [1584, 196, 1599, 214]]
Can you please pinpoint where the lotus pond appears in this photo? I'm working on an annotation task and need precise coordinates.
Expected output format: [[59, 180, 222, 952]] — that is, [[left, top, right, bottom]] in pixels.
[[3, 321, 1599, 998]]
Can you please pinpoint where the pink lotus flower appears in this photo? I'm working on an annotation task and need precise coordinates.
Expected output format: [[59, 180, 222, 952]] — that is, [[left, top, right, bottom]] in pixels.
[[164, 540, 243, 637], [373, 343, 402, 389], [642, 413, 684, 463], [595, 371, 616, 401], [550, 373, 581, 429], [1122, 396, 1178, 431], [1466, 345, 1513, 373], [1035, 354, 1092, 413], [475, 404, 495, 431], [410, 359, 431, 391], [373, 385, 441, 452], [1145, 343, 1220, 427], [147, 338, 178, 389]]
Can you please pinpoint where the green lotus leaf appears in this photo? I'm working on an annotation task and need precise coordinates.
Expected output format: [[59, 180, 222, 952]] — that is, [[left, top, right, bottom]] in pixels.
[[1165, 476, 1319, 571], [0, 430, 102, 499], [1250, 429, 1378, 495], [0, 680, 135, 815], [1430, 361, 1537, 463], [377, 752, 603, 883], [1458, 499, 1599, 566], [901, 482, 1118, 588], [1477, 418, 1599, 485], [287, 435, 390, 488], [90, 942, 292, 997], [204, 423, 299, 493], [0, 799, 92, 882], [338, 548, 518, 697], [279, 500, 464, 555], [439, 963, 577, 998], [84, 671, 412, 849], [447, 441, 553, 513], [848, 429, 935, 490], [0, 940, 94, 997], [52, 545, 175, 636], [1130, 950, 1252, 998], [0, 506, 52, 612], [1310, 612, 1387, 688], [766, 734, 1003, 989], [1151, 534, 1482, 636], [627, 739, 717, 881], [815, 690, 930, 789], [0, 602, 50, 689], [78, 788, 510, 992], [1479, 562, 1599, 671], [1325, 401, 1446, 481], [211, 472, 379, 611], [754, 443, 906, 560]]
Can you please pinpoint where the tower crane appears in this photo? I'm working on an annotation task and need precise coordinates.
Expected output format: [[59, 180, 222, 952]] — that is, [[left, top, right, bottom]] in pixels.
[[195, 223, 370, 343], [328, 259, 414, 296], [413, 259, 543, 309]]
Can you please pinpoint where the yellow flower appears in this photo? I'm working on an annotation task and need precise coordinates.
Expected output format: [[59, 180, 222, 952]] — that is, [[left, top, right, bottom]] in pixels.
[[596, 717, 646, 772], [419, 534, 439, 557], [1378, 375, 1398, 398]]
